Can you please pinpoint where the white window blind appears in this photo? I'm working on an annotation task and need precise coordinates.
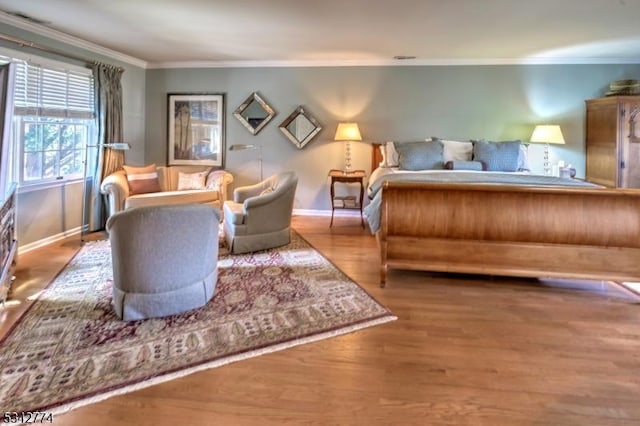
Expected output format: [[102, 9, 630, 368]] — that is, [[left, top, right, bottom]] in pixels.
[[13, 61, 94, 119]]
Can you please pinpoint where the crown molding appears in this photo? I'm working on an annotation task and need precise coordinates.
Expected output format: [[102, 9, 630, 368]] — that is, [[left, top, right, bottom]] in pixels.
[[0, 11, 636, 70], [149, 56, 640, 69], [0, 12, 147, 68]]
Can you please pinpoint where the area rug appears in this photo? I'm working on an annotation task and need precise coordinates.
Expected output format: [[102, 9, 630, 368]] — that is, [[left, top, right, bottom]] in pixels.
[[0, 232, 395, 414]]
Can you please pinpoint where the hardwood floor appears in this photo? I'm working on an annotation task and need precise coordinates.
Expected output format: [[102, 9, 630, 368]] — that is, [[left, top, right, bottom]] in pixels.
[[3, 216, 640, 425]]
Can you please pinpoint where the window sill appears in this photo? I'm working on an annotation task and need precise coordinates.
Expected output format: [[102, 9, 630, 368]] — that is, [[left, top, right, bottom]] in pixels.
[[17, 178, 84, 194]]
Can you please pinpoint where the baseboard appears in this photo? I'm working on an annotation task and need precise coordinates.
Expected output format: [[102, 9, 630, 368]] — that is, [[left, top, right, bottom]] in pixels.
[[293, 209, 363, 217], [19, 210, 362, 254], [18, 227, 82, 255]]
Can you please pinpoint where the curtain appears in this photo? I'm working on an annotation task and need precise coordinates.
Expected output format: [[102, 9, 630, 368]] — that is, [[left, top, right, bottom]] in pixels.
[[89, 63, 124, 232]]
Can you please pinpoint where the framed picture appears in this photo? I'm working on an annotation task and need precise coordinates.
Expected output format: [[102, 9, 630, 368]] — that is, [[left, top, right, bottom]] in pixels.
[[168, 93, 225, 166]]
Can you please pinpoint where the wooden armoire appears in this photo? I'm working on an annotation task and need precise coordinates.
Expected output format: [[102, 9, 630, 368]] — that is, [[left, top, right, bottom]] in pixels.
[[585, 96, 640, 188]]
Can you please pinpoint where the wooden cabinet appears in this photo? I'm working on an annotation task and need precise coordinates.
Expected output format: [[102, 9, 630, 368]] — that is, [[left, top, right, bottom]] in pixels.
[[585, 96, 640, 187]]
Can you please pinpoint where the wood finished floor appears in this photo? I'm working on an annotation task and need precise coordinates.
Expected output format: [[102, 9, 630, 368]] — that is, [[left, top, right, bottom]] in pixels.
[[2, 216, 640, 425]]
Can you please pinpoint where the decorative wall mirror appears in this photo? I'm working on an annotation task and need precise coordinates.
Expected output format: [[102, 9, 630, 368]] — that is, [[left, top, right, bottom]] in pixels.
[[279, 106, 322, 149], [233, 92, 276, 135]]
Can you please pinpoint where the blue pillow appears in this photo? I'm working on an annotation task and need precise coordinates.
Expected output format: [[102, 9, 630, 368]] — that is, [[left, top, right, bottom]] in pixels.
[[473, 140, 521, 172], [393, 140, 444, 171], [444, 160, 485, 171]]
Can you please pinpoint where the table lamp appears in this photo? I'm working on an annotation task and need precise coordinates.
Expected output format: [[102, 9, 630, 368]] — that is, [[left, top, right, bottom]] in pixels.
[[530, 124, 565, 175], [334, 122, 362, 173]]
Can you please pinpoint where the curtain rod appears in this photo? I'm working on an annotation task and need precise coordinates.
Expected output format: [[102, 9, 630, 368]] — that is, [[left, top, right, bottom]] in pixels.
[[0, 33, 124, 72]]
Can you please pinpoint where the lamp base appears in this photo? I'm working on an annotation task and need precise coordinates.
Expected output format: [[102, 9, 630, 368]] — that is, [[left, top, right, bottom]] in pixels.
[[543, 143, 551, 175], [344, 140, 352, 172]]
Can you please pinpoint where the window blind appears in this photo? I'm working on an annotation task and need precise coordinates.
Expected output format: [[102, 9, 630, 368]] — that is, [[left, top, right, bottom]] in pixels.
[[13, 61, 95, 119]]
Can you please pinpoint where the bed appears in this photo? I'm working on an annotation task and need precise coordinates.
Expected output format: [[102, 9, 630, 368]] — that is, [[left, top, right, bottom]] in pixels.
[[365, 140, 640, 287]]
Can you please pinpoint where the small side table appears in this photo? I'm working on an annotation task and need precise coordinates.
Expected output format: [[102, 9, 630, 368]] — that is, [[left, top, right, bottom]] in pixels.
[[328, 169, 366, 228]]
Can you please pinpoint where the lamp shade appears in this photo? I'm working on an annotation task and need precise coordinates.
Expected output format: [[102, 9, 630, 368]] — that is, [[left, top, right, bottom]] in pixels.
[[334, 122, 362, 141], [530, 125, 565, 145]]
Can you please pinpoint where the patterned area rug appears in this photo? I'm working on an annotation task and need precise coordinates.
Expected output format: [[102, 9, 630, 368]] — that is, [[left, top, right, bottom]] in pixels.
[[0, 232, 395, 414]]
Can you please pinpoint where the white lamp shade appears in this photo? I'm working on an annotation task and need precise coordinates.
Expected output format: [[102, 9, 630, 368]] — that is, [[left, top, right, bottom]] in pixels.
[[334, 122, 362, 141], [530, 125, 565, 145]]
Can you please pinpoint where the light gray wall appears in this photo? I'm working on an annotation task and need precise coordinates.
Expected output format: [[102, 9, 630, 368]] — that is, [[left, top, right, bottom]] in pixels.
[[2, 17, 640, 246], [145, 64, 640, 210], [0, 22, 146, 247]]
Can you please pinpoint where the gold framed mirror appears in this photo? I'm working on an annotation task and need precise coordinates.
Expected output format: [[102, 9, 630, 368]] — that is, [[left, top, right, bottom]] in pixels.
[[279, 106, 322, 149], [233, 92, 276, 135]]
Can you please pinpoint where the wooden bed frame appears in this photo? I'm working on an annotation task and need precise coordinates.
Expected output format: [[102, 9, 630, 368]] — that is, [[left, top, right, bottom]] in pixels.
[[370, 144, 640, 287]]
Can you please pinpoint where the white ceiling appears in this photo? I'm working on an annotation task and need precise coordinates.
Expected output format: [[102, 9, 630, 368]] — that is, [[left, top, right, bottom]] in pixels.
[[0, 0, 639, 68]]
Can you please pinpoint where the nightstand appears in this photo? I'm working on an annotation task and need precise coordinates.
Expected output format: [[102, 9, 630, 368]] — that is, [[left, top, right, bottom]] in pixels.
[[328, 169, 366, 228]]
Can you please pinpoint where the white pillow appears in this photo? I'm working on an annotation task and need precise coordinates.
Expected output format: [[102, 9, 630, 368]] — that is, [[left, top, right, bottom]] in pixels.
[[383, 141, 400, 167], [517, 144, 530, 171], [441, 140, 473, 163], [377, 141, 399, 168], [177, 171, 207, 190], [378, 145, 387, 167]]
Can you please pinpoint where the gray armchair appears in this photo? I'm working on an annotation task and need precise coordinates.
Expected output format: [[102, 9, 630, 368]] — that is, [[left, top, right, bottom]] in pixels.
[[223, 171, 297, 254], [106, 204, 219, 321]]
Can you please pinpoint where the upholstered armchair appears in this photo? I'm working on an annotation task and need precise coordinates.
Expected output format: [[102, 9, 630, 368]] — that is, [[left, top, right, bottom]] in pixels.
[[223, 171, 298, 254], [106, 204, 219, 321]]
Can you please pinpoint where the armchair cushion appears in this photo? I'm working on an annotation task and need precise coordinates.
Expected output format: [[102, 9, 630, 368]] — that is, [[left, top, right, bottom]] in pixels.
[[125, 189, 220, 210], [223, 201, 245, 225]]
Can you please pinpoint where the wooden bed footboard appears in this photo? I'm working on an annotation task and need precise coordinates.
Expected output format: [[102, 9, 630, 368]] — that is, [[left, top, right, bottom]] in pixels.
[[379, 181, 640, 287]]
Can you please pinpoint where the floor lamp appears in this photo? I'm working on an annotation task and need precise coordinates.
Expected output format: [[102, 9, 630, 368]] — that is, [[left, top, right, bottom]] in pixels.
[[229, 144, 263, 181], [81, 142, 130, 242]]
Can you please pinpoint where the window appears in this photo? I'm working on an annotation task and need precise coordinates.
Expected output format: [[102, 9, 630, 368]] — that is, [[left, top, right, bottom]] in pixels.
[[18, 117, 88, 182], [10, 58, 95, 186]]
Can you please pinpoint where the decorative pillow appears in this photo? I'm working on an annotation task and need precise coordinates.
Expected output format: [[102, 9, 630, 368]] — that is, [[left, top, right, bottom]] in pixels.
[[441, 139, 474, 162], [383, 138, 440, 168], [205, 169, 227, 190], [517, 144, 530, 172], [177, 171, 207, 190], [472, 140, 521, 172], [123, 164, 161, 195], [393, 140, 444, 171], [444, 160, 485, 171], [381, 141, 399, 167]]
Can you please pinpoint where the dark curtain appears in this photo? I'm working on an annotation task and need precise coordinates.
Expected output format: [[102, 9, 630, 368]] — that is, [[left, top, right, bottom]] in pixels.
[[88, 63, 124, 231]]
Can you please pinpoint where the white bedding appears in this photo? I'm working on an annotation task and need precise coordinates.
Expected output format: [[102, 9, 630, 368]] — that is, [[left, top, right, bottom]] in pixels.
[[367, 167, 530, 198]]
